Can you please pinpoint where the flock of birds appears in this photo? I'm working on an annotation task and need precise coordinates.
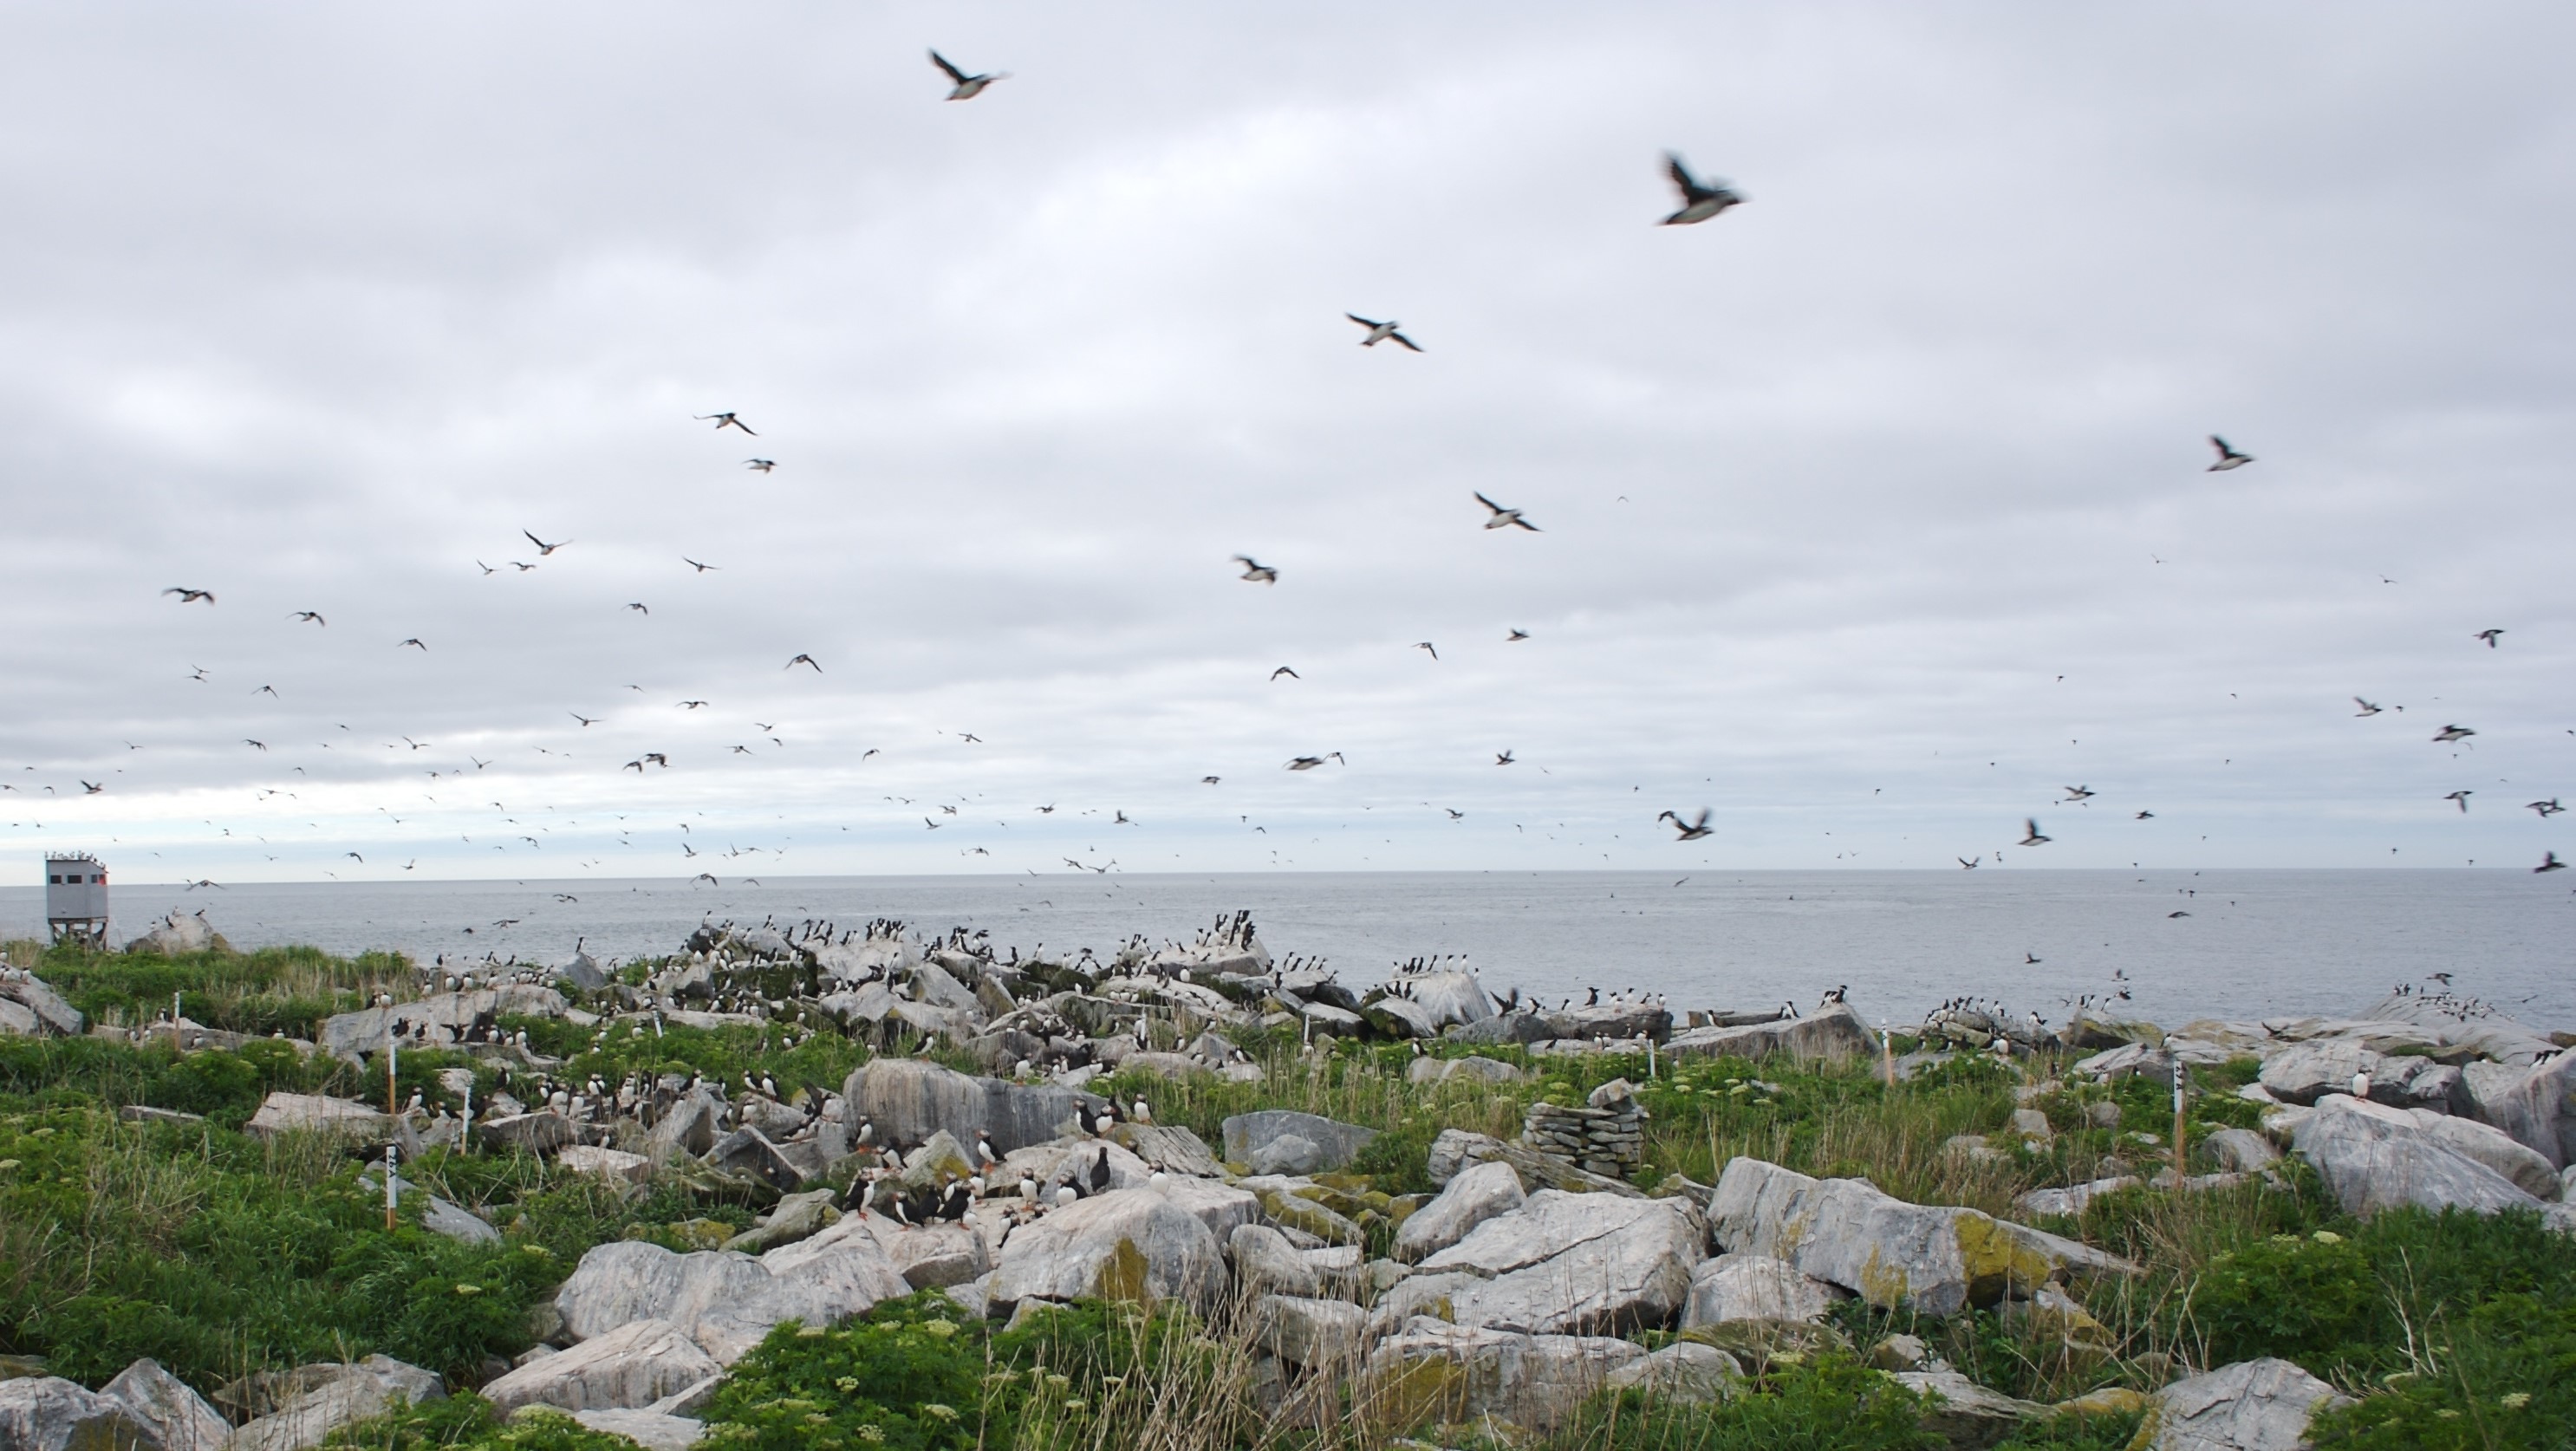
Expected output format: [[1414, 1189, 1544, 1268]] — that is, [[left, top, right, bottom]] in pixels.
[[6, 40, 2562, 954]]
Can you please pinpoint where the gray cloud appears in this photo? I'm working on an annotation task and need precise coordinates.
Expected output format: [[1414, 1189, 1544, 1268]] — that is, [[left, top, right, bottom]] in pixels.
[[1, 3, 2570, 882]]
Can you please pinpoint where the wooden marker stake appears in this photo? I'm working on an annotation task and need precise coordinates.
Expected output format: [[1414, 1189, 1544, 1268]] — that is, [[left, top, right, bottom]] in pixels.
[[2171, 1070, 2188, 1184]]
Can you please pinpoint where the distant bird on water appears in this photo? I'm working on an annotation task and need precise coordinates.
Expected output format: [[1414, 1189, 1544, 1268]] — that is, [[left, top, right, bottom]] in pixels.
[[2433, 725, 2476, 743], [1658, 153, 1743, 225], [1232, 556, 1278, 583], [162, 587, 215, 605], [1473, 492, 1539, 531], [928, 49, 1007, 101], [1345, 315, 1422, 351], [2019, 819, 2052, 846], [695, 413, 756, 434], [2475, 628, 2504, 648], [2206, 436, 2254, 471], [1658, 809, 1713, 842], [2443, 791, 2473, 812]]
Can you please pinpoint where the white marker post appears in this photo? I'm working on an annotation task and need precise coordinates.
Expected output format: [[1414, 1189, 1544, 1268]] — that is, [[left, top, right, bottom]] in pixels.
[[2171, 1070, 2188, 1185], [172, 990, 184, 1051], [1881, 1025, 1897, 1088], [383, 1143, 399, 1232], [385, 1018, 399, 1117]]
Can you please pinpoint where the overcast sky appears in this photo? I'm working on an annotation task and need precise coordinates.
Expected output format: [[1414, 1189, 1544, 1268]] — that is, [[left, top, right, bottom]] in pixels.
[[2, 3, 2571, 885]]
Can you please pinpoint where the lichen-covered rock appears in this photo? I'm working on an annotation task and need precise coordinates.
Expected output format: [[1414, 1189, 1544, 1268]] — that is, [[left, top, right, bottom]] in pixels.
[[1706, 1157, 2137, 1317], [1680, 1253, 1845, 1327], [0, 1376, 157, 1451], [1392, 1161, 1524, 1264], [689, 1233, 913, 1363], [841, 1058, 1104, 1158], [224, 1359, 444, 1451], [1220, 1111, 1377, 1173], [1418, 1190, 1705, 1335], [1152, 1176, 1259, 1243], [986, 1187, 1223, 1312], [482, 1320, 722, 1413], [1230, 1224, 1325, 1298], [2135, 1357, 2352, 1450], [2289, 1095, 2540, 1217], [720, 1188, 841, 1254], [1364, 1318, 1645, 1435], [1893, 1369, 2046, 1444], [99, 1359, 226, 1451]]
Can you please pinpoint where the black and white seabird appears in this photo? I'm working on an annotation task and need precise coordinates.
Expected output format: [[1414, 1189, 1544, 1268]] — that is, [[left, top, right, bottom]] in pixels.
[[1344, 314, 1422, 351], [929, 49, 1008, 100], [1232, 556, 1278, 584], [2206, 436, 2253, 471], [1473, 492, 1539, 531], [1658, 809, 1713, 842], [2020, 819, 2052, 846], [1658, 153, 1743, 225]]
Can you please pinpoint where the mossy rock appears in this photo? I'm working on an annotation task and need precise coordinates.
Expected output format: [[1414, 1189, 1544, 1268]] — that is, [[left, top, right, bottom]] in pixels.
[[1679, 1318, 1851, 1372]]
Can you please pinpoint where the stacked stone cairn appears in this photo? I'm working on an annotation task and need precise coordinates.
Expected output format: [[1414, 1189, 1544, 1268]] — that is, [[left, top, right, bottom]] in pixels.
[[1523, 1077, 1645, 1178]]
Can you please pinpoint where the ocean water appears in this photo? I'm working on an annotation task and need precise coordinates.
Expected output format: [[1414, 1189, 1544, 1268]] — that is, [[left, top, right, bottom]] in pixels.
[[4, 869, 2569, 1031]]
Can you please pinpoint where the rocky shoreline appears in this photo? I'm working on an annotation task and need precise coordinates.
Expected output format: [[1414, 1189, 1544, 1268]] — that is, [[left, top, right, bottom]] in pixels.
[[3, 910, 2573, 1450]]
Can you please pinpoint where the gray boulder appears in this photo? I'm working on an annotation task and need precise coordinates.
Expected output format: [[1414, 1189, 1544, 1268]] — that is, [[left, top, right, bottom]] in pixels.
[[1247, 1134, 1329, 1177], [558, 1146, 654, 1187], [1406, 1055, 1522, 1086], [2289, 1095, 2541, 1217], [1229, 1224, 1326, 1298], [1255, 1295, 1366, 1370], [986, 1187, 1224, 1313], [819, 1214, 991, 1291], [563, 1409, 702, 1451], [706, 1129, 803, 1193], [1364, 1318, 1645, 1435], [421, 1195, 501, 1246], [1151, 1177, 1260, 1243], [1680, 1253, 1845, 1327], [1603, 1343, 1740, 1404], [100, 1360, 227, 1451], [555, 1242, 777, 1344], [1540, 1002, 1672, 1043], [2404, 1108, 2560, 1200], [1447, 1011, 1551, 1047], [1893, 1369, 2046, 1444], [1115, 1123, 1226, 1179], [691, 1232, 914, 1365], [0, 998, 36, 1037], [2013, 1175, 2143, 1220], [2137, 1357, 2352, 1450], [644, 1090, 724, 1163], [2202, 1129, 2278, 1174], [1220, 1111, 1376, 1173], [1419, 1190, 1706, 1335], [1391, 972, 1494, 1029], [720, 1188, 841, 1254], [476, 1110, 580, 1157], [225, 1359, 443, 1451], [1663, 1004, 1874, 1063], [243, 1093, 396, 1145], [1707, 1157, 2137, 1317], [0, 1377, 157, 1451], [2488, 1051, 2576, 1169], [125, 911, 216, 956], [316, 986, 568, 1061], [0, 975, 81, 1037], [841, 1057, 1103, 1157], [1359, 994, 1442, 1040], [481, 1320, 722, 1413], [1392, 1160, 1525, 1264]]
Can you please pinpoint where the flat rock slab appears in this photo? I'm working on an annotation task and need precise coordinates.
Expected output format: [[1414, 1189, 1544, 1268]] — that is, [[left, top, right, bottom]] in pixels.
[[483, 1320, 723, 1414], [2137, 1357, 2352, 1450], [1708, 1156, 2137, 1318], [1420, 1189, 1706, 1335], [244, 1093, 395, 1143], [226, 1359, 444, 1451], [317, 986, 569, 1059], [1664, 1004, 1875, 1063], [1393, 1160, 1525, 1264], [1365, 1318, 1646, 1435], [1681, 1253, 1847, 1327], [986, 1187, 1223, 1313], [842, 1057, 1105, 1157], [1220, 1110, 1376, 1173]]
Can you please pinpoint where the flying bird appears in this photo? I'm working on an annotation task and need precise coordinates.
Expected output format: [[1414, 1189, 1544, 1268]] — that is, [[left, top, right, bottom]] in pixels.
[[1473, 492, 1539, 531], [2433, 725, 2476, 743], [1232, 556, 1278, 583], [1269, 667, 1298, 681], [928, 49, 1007, 100], [786, 654, 821, 672], [626, 602, 648, 615], [1344, 314, 1422, 351], [523, 530, 569, 556], [2444, 791, 2473, 812], [80, 781, 101, 795], [161, 588, 215, 605], [683, 558, 719, 573], [398, 638, 426, 650], [1657, 809, 1713, 842], [1285, 754, 1343, 771], [2019, 819, 2051, 846], [679, 699, 708, 709], [244, 740, 267, 751], [290, 611, 326, 626], [743, 459, 775, 472], [2475, 628, 2504, 648], [1958, 856, 1979, 869], [696, 413, 756, 434], [2062, 785, 2095, 802], [1413, 642, 1438, 660], [1506, 628, 1530, 641], [1659, 153, 1743, 225], [1200, 777, 1219, 785], [2528, 799, 2565, 818], [2206, 436, 2254, 472], [2539, 851, 2567, 874], [2353, 698, 2382, 717], [2135, 810, 2156, 820], [570, 713, 597, 727]]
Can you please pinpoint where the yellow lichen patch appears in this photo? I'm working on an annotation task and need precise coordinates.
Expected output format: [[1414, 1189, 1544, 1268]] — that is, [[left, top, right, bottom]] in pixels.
[[1854, 1242, 1915, 1308], [1953, 1214, 2056, 1305], [1360, 1357, 1470, 1435], [2054, 1386, 2150, 1419], [1090, 1235, 1151, 1302]]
